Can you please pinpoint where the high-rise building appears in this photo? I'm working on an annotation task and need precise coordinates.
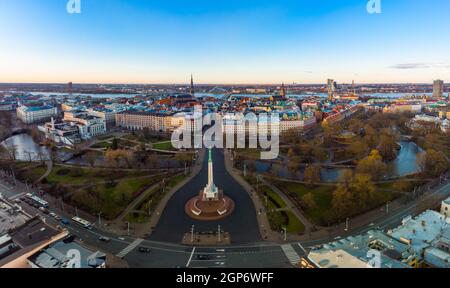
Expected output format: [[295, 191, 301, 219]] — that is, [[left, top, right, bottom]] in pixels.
[[190, 74, 195, 97], [433, 80, 444, 98], [327, 79, 336, 101]]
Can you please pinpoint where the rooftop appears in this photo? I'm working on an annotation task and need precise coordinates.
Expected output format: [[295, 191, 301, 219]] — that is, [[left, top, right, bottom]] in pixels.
[[388, 210, 450, 255], [0, 198, 30, 236], [28, 240, 106, 268]]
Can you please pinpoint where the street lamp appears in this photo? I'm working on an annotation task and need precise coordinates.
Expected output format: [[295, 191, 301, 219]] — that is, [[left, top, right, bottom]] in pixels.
[[97, 212, 103, 227], [282, 227, 287, 241], [218, 225, 221, 242], [345, 218, 350, 232], [126, 222, 130, 236], [191, 225, 195, 243], [386, 201, 391, 214]]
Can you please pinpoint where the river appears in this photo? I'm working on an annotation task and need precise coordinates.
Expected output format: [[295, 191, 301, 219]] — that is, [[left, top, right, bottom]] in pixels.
[[1, 134, 50, 161], [2, 134, 423, 180], [253, 141, 423, 182]]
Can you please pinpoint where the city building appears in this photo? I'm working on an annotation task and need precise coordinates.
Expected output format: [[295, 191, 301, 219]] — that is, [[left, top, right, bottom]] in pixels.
[[63, 110, 107, 139], [38, 118, 81, 146], [27, 240, 106, 268], [383, 104, 422, 114], [327, 79, 336, 101], [16, 105, 58, 124], [0, 101, 15, 111], [87, 107, 117, 129], [307, 230, 415, 268], [388, 210, 450, 266], [0, 216, 68, 268], [116, 111, 178, 132], [442, 197, 450, 218], [407, 114, 450, 133], [433, 80, 444, 98]]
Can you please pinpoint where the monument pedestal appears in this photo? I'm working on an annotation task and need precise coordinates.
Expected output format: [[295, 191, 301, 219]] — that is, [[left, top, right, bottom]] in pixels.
[[185, 149, 235, 221], [185, 189, 235, 221]]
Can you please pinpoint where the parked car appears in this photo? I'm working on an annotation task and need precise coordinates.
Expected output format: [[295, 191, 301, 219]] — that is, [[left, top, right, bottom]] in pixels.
[[39, 207, 49, 214], [99, 236, 111, 242], [196, 255, 212, 260], [138, 247, 151, 253]]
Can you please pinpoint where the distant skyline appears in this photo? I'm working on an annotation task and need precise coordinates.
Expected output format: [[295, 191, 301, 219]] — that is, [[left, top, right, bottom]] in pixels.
[[1, 0, 450, 84]]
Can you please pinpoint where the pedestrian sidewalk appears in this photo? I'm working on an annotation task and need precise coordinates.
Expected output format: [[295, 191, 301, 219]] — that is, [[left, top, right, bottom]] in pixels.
[[223, 149, 282, 242]]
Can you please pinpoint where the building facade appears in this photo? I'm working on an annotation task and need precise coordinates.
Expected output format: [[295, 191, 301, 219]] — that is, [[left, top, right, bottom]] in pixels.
[[16, 105, 58, 124], [433, 80, 444, 98]]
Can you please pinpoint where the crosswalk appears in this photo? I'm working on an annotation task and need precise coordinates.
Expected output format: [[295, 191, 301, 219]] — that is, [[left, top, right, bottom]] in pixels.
[[116, 238, 144, 258], [281, 244, 301, 266]]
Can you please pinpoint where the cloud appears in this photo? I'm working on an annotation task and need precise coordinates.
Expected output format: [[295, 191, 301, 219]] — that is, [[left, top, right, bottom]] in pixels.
[[391, 63, 450, 69]]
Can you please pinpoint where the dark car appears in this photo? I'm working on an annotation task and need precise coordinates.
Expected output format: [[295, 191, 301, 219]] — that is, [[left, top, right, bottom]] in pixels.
[[138, 247, 151, 253], [61, 219, 70, 226], [196, 255, 212, 260]]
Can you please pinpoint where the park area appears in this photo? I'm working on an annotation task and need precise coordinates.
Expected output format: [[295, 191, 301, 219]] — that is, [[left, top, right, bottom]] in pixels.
[[245, 175, 305, 234]]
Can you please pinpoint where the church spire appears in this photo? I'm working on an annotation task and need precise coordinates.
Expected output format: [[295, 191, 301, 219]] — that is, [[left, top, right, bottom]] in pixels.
[[280, 82, 286, 98]]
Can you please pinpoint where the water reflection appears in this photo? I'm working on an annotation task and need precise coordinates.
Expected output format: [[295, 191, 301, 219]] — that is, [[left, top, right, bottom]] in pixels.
[[1, 134, 50, 161], [253, 141, 423, 182]]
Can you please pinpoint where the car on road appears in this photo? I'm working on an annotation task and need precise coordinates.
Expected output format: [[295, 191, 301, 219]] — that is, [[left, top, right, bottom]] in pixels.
[[99, 236, 111, 242], [196, 255, 212, 260], [49, 212, 56, 218], [39, 207, 49, 214], [55, 216, 62, 221], [118, 237, 126, 241], [14, 199, 21, 204], [61, 219, 70, 226], [138, 247, 151, 253]]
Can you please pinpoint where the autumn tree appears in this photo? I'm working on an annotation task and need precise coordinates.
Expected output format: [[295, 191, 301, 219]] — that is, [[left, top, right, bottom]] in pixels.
[[304, 164, 321, 186], [378, 131, 398, 161], [356, 149, 387, 180], [301, 192, 317, 210], [85, 151, 97, 168], [416, 149, 449, 177]]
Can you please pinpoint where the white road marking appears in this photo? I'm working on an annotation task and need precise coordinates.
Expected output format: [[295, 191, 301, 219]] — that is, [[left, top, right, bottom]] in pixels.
[[186, 247, 196, 267], [116, 238, 144, 258], [281, 244, 301, 266]]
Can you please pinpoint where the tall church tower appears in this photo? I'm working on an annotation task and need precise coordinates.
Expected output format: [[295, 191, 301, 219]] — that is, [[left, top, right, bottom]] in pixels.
[[280, 83, 286, 98]]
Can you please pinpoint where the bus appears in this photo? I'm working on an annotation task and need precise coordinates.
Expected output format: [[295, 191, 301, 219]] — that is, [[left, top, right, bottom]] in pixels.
[[72, 216, 93, 229], [25, 193, 49, 209]]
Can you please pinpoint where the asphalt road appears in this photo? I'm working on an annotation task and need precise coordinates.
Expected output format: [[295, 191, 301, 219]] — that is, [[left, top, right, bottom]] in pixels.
[[150, 149, 262, 244], [2, 165, 450, 268]]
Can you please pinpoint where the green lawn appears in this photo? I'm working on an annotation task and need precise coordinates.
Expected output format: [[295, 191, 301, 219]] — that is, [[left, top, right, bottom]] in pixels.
[[71, 176, 164, 219], [126, 174, 188, 223], [275, 181, 335, 224], [276, 180, 401, 225], [285, 211, 305, 234], [91, 141, 111, 149], [234, 149, 262, 160], [153, 141, 176, 151], [20, 166, 47, 182], [166, 174, 187, 189], [44, 165, 153, 186]]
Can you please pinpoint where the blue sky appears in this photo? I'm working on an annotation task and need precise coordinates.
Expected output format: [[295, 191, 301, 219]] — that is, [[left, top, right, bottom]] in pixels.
[[0, 0, 449, 84]]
